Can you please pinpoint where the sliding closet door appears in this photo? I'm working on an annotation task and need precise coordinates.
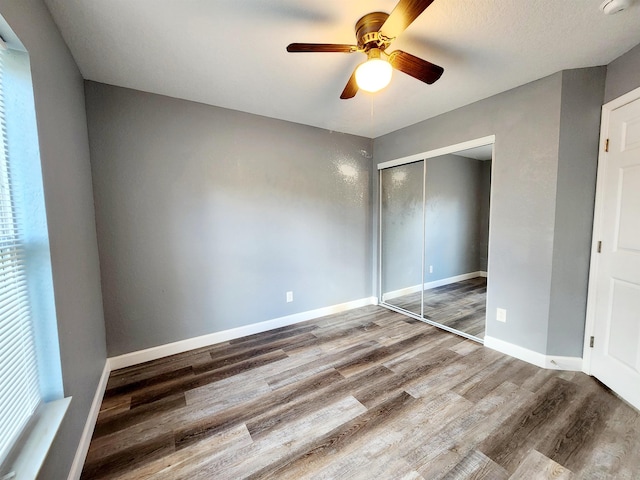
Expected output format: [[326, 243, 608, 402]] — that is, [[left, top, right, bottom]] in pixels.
[[380, 161, 424, 316], [422, 152, 491, 340]]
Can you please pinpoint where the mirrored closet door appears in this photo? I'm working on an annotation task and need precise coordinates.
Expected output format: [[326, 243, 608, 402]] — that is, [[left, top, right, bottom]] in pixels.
[[380, 161, 425, 317], [379, 139, 493, 342]]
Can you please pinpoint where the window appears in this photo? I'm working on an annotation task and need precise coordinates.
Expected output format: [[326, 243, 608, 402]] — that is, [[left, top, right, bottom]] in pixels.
[[0, 22, 68, 478], [0, 45, 42, 465]]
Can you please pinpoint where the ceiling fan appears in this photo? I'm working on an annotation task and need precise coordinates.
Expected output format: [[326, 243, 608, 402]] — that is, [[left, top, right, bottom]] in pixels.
[[286, 0, 444, 99]]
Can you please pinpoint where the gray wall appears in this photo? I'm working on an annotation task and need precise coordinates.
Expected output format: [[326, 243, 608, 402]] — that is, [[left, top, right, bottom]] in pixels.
[[85, 82, 374, 357], [0, 1, 107, 479], [604, 42, 640, 103], [547, 67, 606, 356], [376, 70, 583, 356], [424, 154, 488, 282]]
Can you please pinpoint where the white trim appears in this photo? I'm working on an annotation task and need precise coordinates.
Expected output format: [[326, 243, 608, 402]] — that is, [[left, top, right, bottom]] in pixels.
[[543, 355, 584, 371], [423, 271, 485, 291], [382, 284, 422, 302], [382, 271, 485, 301], [8, 397, 71, 480], [108, 297, 378, 371], [479, 271, 488, 278], [583, 85, 640, 375], [484, 336, 583, 371], [67, 362, 111, 480], [377, 135, 496, 170]]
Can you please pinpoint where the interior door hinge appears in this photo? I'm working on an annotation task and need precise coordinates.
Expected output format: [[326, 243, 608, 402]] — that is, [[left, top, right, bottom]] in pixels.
[[605, 138, 609, 152], [590, 336, 595, 348], [597, 241, 602, 253]]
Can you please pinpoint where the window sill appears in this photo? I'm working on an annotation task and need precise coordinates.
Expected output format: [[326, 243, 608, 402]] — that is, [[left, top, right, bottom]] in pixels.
[[5, 397, 71, 480]]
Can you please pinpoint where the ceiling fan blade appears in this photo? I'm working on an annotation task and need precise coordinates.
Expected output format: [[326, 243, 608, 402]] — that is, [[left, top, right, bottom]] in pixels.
[[380, 0, 436, 40], [340, 69, 358, 99], [388, 50, 443, 84], [286, 43, 357, 53]]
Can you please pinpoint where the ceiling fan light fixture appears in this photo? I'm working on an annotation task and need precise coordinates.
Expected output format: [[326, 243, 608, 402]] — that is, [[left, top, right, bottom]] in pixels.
[[355, 48, 392, 93]]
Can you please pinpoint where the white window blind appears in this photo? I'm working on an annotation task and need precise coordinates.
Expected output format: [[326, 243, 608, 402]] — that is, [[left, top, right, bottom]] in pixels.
[[0, 47, 41, 465]]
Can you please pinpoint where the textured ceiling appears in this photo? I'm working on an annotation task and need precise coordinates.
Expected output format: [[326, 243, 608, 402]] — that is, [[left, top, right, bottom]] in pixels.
[[43, 0, 640, 138]]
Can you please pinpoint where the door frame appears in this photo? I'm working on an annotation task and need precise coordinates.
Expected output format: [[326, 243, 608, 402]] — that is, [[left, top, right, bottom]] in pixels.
[[583, 85, 640, 375]]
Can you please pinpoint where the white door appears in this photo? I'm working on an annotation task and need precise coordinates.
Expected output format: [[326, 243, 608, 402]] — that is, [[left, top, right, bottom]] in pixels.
[[588, 91, 640, 410]]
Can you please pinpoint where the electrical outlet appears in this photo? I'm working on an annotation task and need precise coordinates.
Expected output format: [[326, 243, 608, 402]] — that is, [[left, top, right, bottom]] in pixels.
[[429, 265, 433, 274], [286, 291, 293, 303], [497, 308, 507, 323]]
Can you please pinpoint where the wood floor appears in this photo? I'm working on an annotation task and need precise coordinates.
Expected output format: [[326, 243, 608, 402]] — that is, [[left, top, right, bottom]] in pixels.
[[81, 305, 640, 479], [389, 277, 487, 339]]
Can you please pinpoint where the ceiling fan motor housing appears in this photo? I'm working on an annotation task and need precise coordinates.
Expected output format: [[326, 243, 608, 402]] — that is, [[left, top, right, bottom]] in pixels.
[[355, 12, 390, 50]]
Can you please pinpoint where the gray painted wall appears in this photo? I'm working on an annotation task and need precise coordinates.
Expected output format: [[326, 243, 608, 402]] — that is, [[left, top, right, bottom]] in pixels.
[[547, 67, 606, 356], [376, 72, 564, 355], [376, 68, 606, 357], [0, 1, 107, 479], [85, 82, 374, 357], [604, 42, 640, 103], [424, 154, 488, 282]]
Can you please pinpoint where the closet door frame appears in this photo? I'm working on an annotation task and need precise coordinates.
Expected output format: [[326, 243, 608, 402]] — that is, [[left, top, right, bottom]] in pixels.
[[378, 135, 495, 342]]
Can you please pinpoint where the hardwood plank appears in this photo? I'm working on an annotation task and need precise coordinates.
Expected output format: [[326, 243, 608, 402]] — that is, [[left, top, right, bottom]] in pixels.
[[508, 449, 574, 479], [264, 341, 378, 390], [334, 331, 437, 377], [129, 349, 289, 407], [448, 338, 482, 356], [184, 371, 272, 408], [245, 365, 392, 440], [478, 377, 579, 473], [410, 381, 532, 474], [109, 424, 252, 480], [245, 391, 416, 479], [567, 395, 640, 479], [104, 365, 194, 398], [97, 395, 131, 421], [94, 393, 186, 439], [307, 391, 473, 480], [174, 368, 347, 450], [81, 433, 175, 480], [453, 355, 538, 403], [192, 396, 368, 480], [538, 390, 613, 471], [441, 449, 509, 480], [355, 348, 461, 408]]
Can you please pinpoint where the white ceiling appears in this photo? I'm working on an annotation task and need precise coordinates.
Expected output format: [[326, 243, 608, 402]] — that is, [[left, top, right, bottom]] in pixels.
[[43, 0, 640, 138]]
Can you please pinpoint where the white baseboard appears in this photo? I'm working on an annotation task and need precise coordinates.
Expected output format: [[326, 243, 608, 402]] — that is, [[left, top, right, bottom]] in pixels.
[[479, 271, 488, 278], [484, 336, 583, 371], [382, 284, 422, 302], [383, 271, 485, 301], [67, 361, 111, 480], [108, 296, 378, 371], [424, 271, 485, 291]]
